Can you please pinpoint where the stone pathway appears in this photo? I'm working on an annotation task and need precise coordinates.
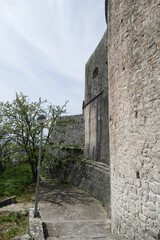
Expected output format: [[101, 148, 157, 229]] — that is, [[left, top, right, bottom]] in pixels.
[[39, 179, 126, 240], [0, 202, 33, 212], [0, 179, 127, 240]]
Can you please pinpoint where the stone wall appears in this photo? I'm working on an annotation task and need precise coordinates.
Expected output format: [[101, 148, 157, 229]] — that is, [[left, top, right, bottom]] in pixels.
[[107, 0, 160, 239], [43, 160, 110, 216], [51, 114, 84, 148], [83, 30, 109, 164], [46, 112, 111, 216]]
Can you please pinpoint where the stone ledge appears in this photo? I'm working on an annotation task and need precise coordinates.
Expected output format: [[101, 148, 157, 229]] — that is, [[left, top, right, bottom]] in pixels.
[[0, 196, 16, 208], [29, 208, 44, 240]]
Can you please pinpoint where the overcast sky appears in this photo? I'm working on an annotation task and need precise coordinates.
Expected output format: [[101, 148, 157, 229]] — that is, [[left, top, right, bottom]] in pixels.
[[0, 0, 106, 115]]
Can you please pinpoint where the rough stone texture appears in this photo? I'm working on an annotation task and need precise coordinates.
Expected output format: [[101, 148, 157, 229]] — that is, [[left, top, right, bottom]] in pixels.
[[83, 30, 109, 164], [0, 202, 33, 212], [84, 30, 108, 103], [51, 114, 84, 147], [29, 208, 44, 240], [11, 234, 31, 240], [107, 0, 160, 239], [0, 196, 16, 208], [43, 160, 110, 217], [49, 114, 84, 160], [47, 115, 84, 170]]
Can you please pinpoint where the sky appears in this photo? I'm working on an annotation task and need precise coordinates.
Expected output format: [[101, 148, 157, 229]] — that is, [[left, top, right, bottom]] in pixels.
[[0, 0, 106, 115]]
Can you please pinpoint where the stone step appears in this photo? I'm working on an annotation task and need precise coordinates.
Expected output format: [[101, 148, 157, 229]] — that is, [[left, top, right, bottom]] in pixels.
[[46, 232, 126, 240], [46, 238, 110, 240], [43, 219, 111, 239]]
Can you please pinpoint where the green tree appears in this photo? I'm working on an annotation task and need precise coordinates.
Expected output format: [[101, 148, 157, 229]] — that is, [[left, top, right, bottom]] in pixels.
[[0, 92, 67, 181]]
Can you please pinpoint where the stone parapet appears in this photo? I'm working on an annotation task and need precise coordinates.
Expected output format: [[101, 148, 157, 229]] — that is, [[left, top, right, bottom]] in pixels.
[[29, 208, 44, 240]]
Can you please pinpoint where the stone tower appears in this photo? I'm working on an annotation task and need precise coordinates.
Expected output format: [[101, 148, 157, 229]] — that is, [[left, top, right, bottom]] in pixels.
[[83, 30, 109, 164], [107, 0, 160, 239]]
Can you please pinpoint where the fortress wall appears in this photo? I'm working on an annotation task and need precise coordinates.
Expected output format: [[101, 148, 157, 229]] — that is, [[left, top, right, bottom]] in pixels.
[[84, 30, 109, 164], [107, 0, 160, 239], [84, 90, 109, 163], [50, 114, 84, 149]]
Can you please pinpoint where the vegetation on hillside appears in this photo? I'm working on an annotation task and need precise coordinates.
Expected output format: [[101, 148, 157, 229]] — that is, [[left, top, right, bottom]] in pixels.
[[0, 164, 33, 197]]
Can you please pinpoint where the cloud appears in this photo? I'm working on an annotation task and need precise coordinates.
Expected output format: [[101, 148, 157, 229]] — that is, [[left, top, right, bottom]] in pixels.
[[0, 0, 106, 114]]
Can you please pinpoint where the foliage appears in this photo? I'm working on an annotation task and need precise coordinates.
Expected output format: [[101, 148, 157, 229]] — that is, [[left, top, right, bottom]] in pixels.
[[0, 164, 33, 197], [52, 154, 85, 168], [0, 92, 67, 180], [55, 177, 71, 184], [61, 144, 83, 152], [0, 210, 29, 240]]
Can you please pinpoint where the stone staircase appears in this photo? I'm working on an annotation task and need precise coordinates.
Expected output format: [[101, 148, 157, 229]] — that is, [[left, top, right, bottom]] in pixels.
[[43, 219, 113, 239], [38, 180, 127, 240]]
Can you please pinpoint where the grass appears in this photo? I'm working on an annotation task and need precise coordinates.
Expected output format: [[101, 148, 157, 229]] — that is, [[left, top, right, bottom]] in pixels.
[[0, 164, 34, 198], [0, 210, 29, 240], [16, 184, 35, 204], [0, 164, 38, 239], [0, 176, 35, 240]]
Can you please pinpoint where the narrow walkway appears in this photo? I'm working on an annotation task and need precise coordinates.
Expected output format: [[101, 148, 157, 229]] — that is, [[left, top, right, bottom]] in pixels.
[[39, 179, 125, 240]]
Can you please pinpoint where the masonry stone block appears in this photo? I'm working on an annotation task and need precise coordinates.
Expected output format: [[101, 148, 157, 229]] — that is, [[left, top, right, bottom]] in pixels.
[[51, 114, 84, 147], [107, 0, 160, 238]]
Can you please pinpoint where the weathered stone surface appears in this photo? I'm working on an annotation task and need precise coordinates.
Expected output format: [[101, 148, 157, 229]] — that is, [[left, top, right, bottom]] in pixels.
[[29, 208, 44, 240], [21, 234, 31, 240], [11, 234, 31, 240], [44, 220, 111, 239], [46, 236, 127, 240], [84, 30, 108, 103], [51, 114, 84, 148], [83, 30, 109, 164], [49, 114, 84, 161], [107, 0, 160, 239]]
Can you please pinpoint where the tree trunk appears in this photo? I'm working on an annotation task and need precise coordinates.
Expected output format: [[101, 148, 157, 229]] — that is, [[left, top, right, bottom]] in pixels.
[[30, 162, 37, 182]]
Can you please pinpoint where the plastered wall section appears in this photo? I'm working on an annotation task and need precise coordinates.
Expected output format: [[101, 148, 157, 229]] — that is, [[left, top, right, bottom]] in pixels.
[[107, 1, 160, 239], [84, 30, 109, 164]]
